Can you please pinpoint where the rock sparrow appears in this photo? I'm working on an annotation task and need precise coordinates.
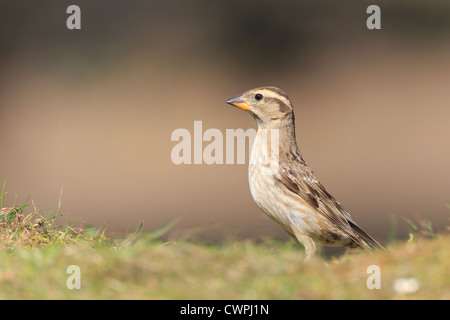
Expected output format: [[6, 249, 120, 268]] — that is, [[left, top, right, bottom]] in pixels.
[[226, 86, 383, 260]]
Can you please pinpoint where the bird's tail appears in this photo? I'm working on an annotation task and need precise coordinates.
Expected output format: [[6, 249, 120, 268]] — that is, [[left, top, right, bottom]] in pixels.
[[349, 221, 385, 251]]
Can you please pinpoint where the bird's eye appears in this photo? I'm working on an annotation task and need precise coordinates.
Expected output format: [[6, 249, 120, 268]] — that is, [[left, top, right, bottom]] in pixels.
[[255, 94, 263, 101]]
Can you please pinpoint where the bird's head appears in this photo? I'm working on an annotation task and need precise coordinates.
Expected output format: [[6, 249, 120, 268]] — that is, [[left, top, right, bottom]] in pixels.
[[226, 86, 294, 129]]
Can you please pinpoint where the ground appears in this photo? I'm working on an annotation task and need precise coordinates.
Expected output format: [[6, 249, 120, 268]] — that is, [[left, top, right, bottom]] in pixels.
[[0, 232, 449, 299], [0, 196, 448, 299]]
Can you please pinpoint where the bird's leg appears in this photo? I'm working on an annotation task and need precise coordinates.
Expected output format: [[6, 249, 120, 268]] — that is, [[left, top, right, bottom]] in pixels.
[[292, 229, 316, 262]]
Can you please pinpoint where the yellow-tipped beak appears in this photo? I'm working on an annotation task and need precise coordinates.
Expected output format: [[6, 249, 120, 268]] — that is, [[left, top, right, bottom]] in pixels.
[[226, 95, 251, 111]]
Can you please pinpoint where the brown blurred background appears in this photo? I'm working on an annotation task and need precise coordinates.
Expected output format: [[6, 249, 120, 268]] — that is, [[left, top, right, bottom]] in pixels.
[[1, 1, 449, 244]]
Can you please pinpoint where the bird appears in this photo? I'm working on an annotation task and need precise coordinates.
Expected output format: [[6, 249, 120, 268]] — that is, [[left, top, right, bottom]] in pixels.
[[226, 86, 383, 260]]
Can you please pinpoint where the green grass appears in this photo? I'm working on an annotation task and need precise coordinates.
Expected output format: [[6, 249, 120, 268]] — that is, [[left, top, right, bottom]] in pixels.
[[0, 187, 449, 299]]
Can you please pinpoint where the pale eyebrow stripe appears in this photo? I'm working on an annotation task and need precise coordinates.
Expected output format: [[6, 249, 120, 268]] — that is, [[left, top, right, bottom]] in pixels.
[[261, 91, 291, 108]]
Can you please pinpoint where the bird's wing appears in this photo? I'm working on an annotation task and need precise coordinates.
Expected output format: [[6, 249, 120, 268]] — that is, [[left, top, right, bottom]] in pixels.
[[278, 160, 382, 250]]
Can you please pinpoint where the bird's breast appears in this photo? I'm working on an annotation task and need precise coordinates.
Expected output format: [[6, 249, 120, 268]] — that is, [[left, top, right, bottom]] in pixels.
[[247, 128, 323, 235], [248, 128, 289, 225]]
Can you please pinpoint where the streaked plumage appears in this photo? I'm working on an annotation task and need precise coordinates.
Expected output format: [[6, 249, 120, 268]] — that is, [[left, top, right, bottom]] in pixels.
[[226, 86, 383, 260]]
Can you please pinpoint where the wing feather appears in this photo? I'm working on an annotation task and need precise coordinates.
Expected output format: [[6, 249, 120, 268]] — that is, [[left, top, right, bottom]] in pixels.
[[278, 160, 382, 250]]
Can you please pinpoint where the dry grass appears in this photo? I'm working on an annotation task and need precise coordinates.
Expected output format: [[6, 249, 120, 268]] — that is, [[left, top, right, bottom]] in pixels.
[[0, 205, 79, 249], [0, 185, 112, 251]]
